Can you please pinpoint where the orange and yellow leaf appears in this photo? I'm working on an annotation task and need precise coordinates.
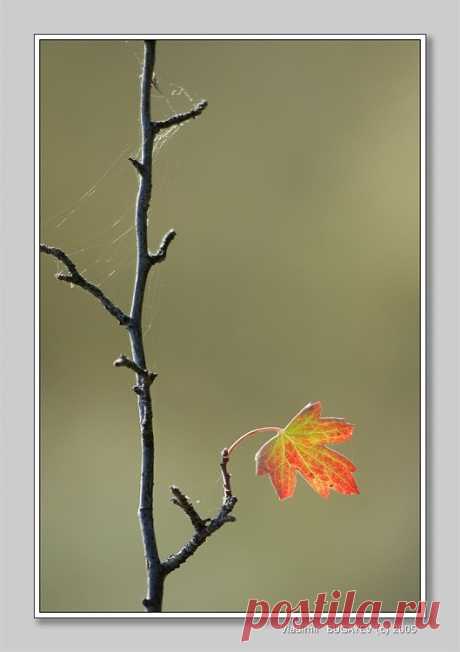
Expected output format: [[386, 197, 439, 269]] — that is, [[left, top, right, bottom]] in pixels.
[[255, 402, 359, 500]]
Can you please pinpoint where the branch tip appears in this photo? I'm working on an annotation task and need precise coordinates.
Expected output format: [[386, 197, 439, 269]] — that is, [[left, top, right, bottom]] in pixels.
[[152, 99, 208, 131], [220, 448, 233, 500], [150, 229, 177, 265], [169, 485, 207, 532]]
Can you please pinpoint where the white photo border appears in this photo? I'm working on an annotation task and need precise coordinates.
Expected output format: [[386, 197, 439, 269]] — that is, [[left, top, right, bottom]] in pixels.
[[34, 33, 426, 619]]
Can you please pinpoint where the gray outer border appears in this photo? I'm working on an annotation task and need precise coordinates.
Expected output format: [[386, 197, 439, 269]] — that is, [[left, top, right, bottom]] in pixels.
[[1, 0, 458, 651]]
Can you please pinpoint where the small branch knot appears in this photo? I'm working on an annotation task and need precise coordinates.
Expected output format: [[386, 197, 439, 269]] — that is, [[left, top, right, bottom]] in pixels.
[[149, 229, 176, 265], [113, 355, 158, 386]]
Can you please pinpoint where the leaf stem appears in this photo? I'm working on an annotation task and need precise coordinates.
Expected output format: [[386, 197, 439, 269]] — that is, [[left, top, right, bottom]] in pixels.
[[226, 427, 280, 456]]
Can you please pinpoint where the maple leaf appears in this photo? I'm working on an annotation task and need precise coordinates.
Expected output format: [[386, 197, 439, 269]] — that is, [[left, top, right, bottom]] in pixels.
[[254, 402, 359, 500]]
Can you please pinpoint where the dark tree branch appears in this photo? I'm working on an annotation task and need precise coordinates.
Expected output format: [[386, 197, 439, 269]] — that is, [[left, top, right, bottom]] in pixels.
[[126, 39, 165, 614], [220, 448, 233, 499], [124, 42, 209, 611], [170, 486, 209, 532], [41, 38, 213, 613], [128, 157, 145, 175], [113, 354, 157, 384], [153, 99, 208, 131], [149, 228, 176, 265], [162, 449, 238, 575], [39, 244, 130, 326], [162, 496, 237, 575]]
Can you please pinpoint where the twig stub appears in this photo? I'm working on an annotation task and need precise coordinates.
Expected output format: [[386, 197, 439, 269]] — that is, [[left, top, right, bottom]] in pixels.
[[150, 229, 176, 265], [128, 157, 145, 175], [152, 99, 208, 131], [113, 354, 158, 385]]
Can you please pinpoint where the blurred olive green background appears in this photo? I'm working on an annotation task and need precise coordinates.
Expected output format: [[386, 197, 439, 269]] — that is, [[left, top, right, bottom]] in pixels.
[[40, 39, 421, 613]]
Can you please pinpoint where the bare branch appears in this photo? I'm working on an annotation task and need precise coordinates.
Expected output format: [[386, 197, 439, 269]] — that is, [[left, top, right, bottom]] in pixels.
[[128, 39, 164, 613], [170, 486, 208, 532], [161, 449, 237, 575], [149, 229, 176, 265], [42, 40, 212, 611], [220, 448, 233, 499], [40, 244, 130, 326], [113, 354, 157, 384], [153, 99, 208, 131], [128, 157, 145, 175]]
